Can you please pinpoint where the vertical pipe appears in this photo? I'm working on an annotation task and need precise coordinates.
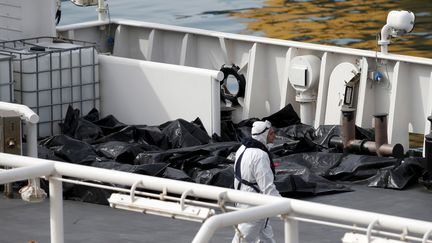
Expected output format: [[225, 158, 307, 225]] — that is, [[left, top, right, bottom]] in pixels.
[[374, 113, 388, 156], [425, 116, 432, 173], [284, 217, 299, 243], [49, 175, 64, 243], [97, 0, 108, 21], [341, 107, 356, 152], [27, 122, 41, 188], [379, 25, 391, 54], [300, 102, 315, 126], [297, 91, 316, 126], [4, 182, 12, 198], [26, 122, 37, 158]]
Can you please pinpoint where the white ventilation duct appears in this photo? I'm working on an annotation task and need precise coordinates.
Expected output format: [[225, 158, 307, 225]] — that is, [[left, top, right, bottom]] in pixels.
[[288, 55, 321, 126]]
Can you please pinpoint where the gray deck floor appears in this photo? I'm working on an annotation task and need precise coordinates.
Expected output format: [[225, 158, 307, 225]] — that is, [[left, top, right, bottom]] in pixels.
[[0, 183, 431, 243]]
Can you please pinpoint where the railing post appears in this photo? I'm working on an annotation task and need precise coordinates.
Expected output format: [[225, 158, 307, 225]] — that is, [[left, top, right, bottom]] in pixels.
[[49, 174, 64, 243], [27, 122, 41, 191], [283, 215, 299, 243]]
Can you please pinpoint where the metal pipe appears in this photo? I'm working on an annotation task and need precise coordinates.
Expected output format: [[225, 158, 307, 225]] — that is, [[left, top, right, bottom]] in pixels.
[[97, 0, 108, 21], [341, 107, 356, 152], [3, 181, 12, 198], [0, 102, 39, 124], [291, 216, 426, 242], [52, 176, 239, 211], [425, 116, 432, 173], [374, 113, 388, 156], [297, 91, 316, 126], [348, 139, 368, 153], [0, 152, 286, 206], [26, 122, 41, 191], [379, 24, 392, 54], [192, 201, 292, 243], [0, 162, 54, 184], [289, 200, 432, 236], [50, 173, 64, 243], [331, 139, 404, 158], [331, 111, 403, 158], [328, 136, 343, 150], [284, 216, 299, 243], [1, 153, 432, 237], [0, 102, 43, 201], [26, 122, 38, 158], [377, 143, 404, 158]]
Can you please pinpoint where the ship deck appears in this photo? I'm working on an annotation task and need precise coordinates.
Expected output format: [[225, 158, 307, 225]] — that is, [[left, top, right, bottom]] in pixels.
[[0, 183, 430, 243]]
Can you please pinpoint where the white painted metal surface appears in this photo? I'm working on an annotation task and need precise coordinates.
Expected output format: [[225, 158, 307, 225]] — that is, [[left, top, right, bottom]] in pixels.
[[57, 19, 432, 150], [0, 162, 53, 184], [108, 193, 215, 222], [342, 232, 408, 243], [96, 0, 107, 21], [379, 10, 415, 55], [99, 55, 222, 135], [0, 0, 56, 40], [0, 101, 39, 123], [0, 152, 432, 243], [324, 62, 359, 125], [49, 172, 64, 243], [0, 2, 431, 242], [0, 102, 44, 202], [288, 55, 321, 126], [0, 101, 39, 159], [192, 201, 291, 243]]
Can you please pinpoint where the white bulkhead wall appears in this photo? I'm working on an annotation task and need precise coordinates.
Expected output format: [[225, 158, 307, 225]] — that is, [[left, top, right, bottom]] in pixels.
[[0, 0, 56, 40], [58, 20, 432, 149]]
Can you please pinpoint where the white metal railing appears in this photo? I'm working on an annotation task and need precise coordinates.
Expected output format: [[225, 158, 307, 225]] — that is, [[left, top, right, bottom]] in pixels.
[[0, 102, 48, 202], [0, 101, 39, 158], [1, 152, 432, 243]]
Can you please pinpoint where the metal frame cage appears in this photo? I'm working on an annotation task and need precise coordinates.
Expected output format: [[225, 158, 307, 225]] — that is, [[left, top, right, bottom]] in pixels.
[[0, 37, 99, 138], [0, 53, 14, 103]]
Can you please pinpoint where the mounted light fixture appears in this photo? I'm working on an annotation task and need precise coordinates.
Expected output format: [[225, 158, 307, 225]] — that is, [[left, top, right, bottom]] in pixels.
[[342, 233, 407, 243], [70, 0, 98, 7], [379, 10, 415, 54], [108, 181, 215, 222], [108, 194, 215, 222], [69, 0, 107, 21]]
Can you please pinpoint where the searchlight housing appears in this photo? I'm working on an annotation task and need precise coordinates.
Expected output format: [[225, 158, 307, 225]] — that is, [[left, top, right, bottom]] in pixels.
[[70, 0, 98, 7], [379, 10, 415, 54], [70, 0, 107, 21]]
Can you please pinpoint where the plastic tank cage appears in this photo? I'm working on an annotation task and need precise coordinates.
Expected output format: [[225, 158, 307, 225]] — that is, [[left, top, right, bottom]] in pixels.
[[0, 53, 14, 103], [0, 37, 99, 138]]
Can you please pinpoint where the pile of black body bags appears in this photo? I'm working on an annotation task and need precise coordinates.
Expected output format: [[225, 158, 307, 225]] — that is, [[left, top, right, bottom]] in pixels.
[[37, 104, 426, 205]]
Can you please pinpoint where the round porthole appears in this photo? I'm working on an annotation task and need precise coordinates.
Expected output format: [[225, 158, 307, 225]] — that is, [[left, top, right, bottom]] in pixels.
[[220, 64, 246, 105]]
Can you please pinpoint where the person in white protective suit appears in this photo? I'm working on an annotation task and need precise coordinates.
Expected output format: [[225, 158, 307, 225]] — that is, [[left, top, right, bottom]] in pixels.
[[232, 120, 281, 243]]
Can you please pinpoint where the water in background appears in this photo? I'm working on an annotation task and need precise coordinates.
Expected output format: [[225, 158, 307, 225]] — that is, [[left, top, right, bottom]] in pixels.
[[60, 0, 432, 58]]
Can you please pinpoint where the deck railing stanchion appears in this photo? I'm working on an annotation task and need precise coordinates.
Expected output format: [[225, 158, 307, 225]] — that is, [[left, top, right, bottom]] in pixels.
[[282, 214, 299, 243], [49, 174, 64, 243]]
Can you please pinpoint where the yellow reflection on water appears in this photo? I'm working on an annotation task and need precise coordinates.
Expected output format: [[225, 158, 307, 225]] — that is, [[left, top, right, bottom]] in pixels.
[[231, 0, 432, 58]]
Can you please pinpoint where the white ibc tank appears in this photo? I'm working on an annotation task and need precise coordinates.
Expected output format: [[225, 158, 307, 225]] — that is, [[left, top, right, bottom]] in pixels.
[[10, 40, 99, 137]]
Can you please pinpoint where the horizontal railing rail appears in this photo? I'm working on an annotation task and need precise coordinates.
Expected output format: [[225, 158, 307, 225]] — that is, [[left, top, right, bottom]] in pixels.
[[0, 152, 432, 243]]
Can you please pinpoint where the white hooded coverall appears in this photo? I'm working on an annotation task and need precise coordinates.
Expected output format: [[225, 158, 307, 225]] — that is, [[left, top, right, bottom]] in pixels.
[[232, 121, 281, 243]]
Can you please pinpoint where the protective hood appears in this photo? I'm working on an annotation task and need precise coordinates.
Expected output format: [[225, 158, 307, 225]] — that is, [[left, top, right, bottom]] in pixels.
[[251, 120, 271, 145]]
